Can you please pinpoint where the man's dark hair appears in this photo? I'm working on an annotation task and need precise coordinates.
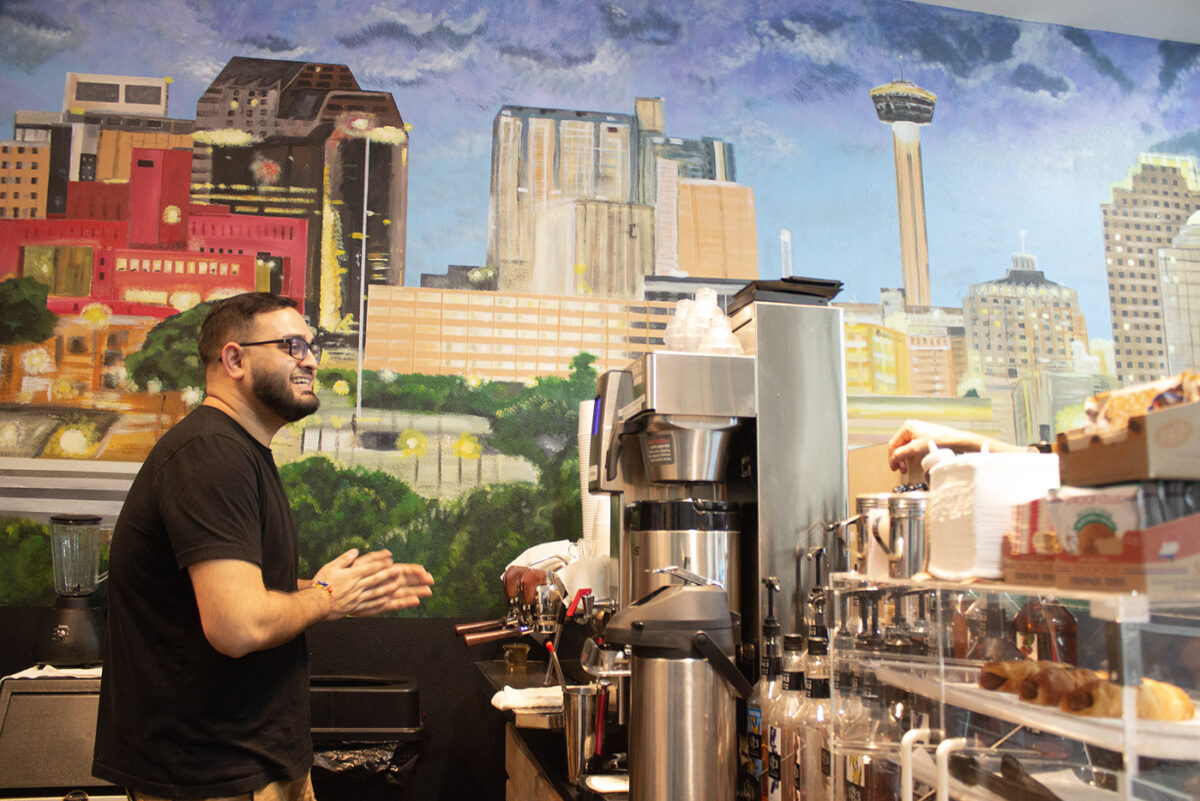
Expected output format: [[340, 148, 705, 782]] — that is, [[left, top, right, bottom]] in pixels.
[[198, 292, 298, 366]]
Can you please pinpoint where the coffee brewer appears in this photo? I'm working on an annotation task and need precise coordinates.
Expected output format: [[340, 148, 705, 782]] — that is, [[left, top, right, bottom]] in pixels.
[[588, 297, 848, 799]]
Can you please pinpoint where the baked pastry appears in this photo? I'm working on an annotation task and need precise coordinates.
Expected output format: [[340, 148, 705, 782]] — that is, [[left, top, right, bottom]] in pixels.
[[1062, 677, 1195, 721], [978, 660, 1059, 693], [1017, 666, 1099, 706]]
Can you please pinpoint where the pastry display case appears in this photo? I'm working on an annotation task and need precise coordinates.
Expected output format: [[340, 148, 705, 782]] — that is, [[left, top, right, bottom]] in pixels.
[[826, 574, 1199, 801]]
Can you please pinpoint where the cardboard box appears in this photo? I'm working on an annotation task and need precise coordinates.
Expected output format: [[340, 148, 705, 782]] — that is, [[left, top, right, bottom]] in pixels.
[[1049, 485, 1142, 555], [1001, 537, 1057, 587], [1055, 512, 1200, 597], [1056, 400, 1200, 487]]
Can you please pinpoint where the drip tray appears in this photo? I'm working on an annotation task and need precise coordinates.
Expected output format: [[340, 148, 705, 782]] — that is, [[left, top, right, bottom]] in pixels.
[[310, 674, 422, 743]]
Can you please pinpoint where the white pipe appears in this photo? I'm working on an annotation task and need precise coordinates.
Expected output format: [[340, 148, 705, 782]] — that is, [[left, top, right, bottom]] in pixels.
[[935, 737, 967, 801], [901, 727, 931, 801]]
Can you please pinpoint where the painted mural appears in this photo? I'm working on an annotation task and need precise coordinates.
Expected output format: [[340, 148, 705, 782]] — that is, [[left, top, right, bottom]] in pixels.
[[2, 0, 1200, 614]]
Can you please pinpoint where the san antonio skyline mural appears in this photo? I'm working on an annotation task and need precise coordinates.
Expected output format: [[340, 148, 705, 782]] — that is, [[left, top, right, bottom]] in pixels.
[[2, 0, 1198, 328], [2, 0, 1200, 615]]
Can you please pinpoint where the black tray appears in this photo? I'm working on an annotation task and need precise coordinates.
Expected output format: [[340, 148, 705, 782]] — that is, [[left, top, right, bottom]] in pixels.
[[728, 276, 843, 314]]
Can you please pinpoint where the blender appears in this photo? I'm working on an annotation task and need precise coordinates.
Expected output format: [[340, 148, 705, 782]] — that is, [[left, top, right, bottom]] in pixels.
[[35, 514, 107, 667]]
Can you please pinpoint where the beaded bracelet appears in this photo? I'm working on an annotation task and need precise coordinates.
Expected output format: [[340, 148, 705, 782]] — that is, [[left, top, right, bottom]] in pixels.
[[314, 580, 334, 607]]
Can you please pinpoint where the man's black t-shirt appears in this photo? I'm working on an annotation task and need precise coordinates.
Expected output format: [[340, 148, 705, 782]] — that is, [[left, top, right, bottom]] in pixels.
[[93, 405, 312, 799]]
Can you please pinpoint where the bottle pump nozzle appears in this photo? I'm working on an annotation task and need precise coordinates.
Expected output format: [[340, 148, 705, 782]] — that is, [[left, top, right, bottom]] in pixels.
[[762, 576, 781, 636], [761, 577, 782, 678], [807, 546, 826, 585], [806, 547, 827, 632]]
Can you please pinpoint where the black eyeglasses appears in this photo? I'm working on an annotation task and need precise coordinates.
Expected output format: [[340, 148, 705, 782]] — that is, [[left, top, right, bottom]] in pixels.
[[238, 335, 322, 362]]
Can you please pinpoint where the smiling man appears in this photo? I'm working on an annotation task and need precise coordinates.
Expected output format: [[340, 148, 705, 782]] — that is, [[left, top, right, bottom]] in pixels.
[[93, 292, 434, 801]]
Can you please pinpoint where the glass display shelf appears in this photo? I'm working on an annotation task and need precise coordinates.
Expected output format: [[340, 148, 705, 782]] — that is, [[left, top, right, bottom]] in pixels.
[[869, 660, 1199, 761], [824, 573, 1200, 801]]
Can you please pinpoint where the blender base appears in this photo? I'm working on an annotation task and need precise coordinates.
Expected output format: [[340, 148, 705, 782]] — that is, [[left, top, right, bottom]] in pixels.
[[35, 594, 105, 668]]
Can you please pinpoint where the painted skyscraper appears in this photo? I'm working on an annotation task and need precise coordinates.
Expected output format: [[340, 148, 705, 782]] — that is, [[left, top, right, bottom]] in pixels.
[[871, 79, 936, 309], [963, 252, 1088, 378], [487, 105, 637, 295], [1158, 210, 1200, 375], [1102, 153, 1200, 385], [191, 57, 410, 332]]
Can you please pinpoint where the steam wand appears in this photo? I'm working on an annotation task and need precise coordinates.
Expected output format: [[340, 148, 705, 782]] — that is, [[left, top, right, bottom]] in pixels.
[[542, 586, 594, 687]]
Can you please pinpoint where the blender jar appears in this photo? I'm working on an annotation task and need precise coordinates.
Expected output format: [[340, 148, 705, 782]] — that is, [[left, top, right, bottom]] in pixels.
[[49, 514, 105, 596]]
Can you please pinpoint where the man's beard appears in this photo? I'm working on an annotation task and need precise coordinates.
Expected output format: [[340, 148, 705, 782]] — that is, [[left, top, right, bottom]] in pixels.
[[252, 367, 320, 422]]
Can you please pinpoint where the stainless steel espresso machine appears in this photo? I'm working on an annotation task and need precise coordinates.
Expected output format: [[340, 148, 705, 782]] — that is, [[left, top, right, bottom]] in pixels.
[[588, 297, 849, 800]]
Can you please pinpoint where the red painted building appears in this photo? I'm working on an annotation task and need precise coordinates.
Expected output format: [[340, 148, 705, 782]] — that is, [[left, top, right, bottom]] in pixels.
[[0, 147, 307, 318]]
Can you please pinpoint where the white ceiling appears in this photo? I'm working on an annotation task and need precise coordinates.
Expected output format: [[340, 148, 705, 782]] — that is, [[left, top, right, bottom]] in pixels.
[[913, 0, 1200, 45]]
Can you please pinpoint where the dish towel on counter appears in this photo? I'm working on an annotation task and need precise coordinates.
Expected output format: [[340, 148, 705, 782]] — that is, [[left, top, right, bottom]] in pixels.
[[4, 664, 103, 681], [490, 684, 564, 713], [927, 452, 1060, 580]]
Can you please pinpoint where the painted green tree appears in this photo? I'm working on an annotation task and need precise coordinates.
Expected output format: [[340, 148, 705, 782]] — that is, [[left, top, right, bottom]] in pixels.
[[281, 454, 431, 576], [281, 456, 561, 618], [282, 352, 598, 618], [0, 277, 57, 346], [0, 352, 599, 612], [0, 277, 59, 395], [0, 518, 55, 605], [124, 302, 212, 391]]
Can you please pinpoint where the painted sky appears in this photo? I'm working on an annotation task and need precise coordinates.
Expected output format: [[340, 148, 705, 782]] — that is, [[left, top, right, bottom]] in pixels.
[[3, 0, 1200, 337]]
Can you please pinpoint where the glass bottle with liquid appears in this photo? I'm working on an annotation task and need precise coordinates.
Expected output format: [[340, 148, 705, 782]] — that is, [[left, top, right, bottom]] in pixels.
[[842, 674, 903, 801], [748, 579, 783, 797], [831, 648, 866, 801], [802, 629, 833, 801], [965, 595, 1024, 662], [1014, 595, 1078, 664], [768, 633, 808, 801]]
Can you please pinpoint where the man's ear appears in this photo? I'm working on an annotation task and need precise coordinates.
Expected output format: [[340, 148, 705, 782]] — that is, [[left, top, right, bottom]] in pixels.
[[219, 343, 246, 376]]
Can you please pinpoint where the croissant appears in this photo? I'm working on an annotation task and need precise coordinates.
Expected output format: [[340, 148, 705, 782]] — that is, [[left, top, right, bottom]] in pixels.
[[1017, 666, 1099, 706], [978, 660, 1060, 693], [1062, 677, 1195, 721]]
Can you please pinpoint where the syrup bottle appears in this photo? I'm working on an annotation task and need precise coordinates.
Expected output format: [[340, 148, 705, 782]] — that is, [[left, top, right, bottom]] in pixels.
[[1014, 595, 1078, 664], [965, 595, 1023, 662], [748, 578, 783, 797]]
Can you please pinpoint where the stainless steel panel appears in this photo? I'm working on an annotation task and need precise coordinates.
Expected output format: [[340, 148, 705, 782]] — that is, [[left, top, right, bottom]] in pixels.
[[627, 656, 737, 801], [624, 527, 740, 609], [634, 415, 741, 483], [752, 302, 848, 635], [624, 352, 756, 419]]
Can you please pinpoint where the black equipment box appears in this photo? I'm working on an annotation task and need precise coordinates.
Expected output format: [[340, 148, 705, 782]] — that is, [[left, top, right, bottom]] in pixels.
[[0, 676, 122, 799]]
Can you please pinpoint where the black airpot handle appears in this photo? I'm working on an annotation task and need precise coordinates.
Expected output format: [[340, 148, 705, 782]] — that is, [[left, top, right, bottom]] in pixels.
[[692, 631, 754, 698]]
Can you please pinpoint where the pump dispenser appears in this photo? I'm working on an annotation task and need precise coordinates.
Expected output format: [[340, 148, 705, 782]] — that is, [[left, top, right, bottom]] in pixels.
[[747, 577, 782, 798], [804, 546, 828, 636], [761, 577, 783, 677]]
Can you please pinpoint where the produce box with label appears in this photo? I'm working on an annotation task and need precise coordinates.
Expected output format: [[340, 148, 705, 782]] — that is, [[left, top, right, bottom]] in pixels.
[[1054, 512, 1200, 596], [1056, 374, 1200, 487]]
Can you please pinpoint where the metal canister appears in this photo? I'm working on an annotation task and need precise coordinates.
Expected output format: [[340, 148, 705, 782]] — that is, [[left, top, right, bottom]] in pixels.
[[886, 491, 929, 578], [622, 499, 740, 608], [852, 493, 892, 575]]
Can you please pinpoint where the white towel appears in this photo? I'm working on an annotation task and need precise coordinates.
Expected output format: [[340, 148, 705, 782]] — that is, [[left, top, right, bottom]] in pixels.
[[490, 684, 564, 712], [4, 664, 103, 681]]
